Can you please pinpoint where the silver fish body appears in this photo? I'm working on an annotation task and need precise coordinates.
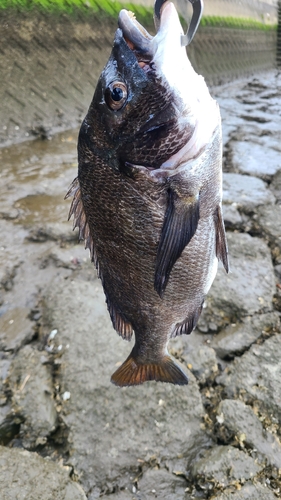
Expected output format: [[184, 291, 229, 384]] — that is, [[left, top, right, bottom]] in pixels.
[[67, 2, 229, 386]]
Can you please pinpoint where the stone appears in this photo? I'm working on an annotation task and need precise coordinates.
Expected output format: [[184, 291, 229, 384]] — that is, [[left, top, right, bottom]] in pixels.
[[182, 345, 218, 384], [8, 345, 57, 449], [42, 245, 90, 270], [0, 404, 20, 445], [191, 445, 261, 488], [254, 205, 281, 264], [210, 482, 277, 500], [0, 307, 35, 352], [41, 276, 210, 495], [223, 173, 275, 214], [275, 264, 281, 281], [231, 141, 281, 180], [137, 468, 187, 499], [98, 491, 135, 500], [222, 204, 243, 230], [0, 358, 10, 405], [0, 445, 87, 499], [217, 335, 281, 422], [217, 399, 281, 468], [270, 169, 281, 203], [197, 233, 275, 333], [27, 222, 78, 243], [211, 313, 280, 359]]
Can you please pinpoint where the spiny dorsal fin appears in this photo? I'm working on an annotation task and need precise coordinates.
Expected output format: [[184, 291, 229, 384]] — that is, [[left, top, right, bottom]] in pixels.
[[65, 177, 98, 266], [65, 177, 134, 339], [214, 205, 229, 273], [111, 351, 188, 386], [154, 188, 200, 297]]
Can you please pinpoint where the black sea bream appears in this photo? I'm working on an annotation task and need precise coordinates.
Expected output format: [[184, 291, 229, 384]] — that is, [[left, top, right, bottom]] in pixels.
[[66, 1, 229, 386]]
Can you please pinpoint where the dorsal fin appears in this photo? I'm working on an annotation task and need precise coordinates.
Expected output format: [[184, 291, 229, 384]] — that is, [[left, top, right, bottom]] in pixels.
[[107, 297, 134, 341], [65, 177, 134, 340], [154, 188, 200, 297], [65, 177, 96, 261]]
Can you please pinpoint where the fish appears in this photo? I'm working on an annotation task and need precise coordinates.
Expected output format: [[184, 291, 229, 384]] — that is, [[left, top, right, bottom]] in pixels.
[[66, 1, 229, 387]]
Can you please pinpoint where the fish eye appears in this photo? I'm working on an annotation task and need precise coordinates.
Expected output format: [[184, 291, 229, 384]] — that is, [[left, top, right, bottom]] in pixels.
[[105, 81, 128, 111]]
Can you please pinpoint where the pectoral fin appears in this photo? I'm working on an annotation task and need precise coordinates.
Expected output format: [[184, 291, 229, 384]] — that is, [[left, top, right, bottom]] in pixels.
[[215, 205, 229, 273], [154, 189, 200, 297]]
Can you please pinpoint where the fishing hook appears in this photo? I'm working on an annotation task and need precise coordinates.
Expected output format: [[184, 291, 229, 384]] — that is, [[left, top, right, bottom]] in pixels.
[[154, 0, 204, 46]]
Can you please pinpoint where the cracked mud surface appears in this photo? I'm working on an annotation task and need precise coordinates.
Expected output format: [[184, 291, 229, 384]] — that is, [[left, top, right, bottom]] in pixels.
[[0, 71, 281, 498]]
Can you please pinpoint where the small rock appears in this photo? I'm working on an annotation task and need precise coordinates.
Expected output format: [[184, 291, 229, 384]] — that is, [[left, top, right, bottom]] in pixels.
[[0, 404, 20, 445], [8, 345, 57, 449], [216, 399, 281, 468], [270, 169, 281, 203], [253, 205, 281, 264], [210, 482, 277, 500], [27, 222, 78, 243], [41, 245, 90, 271], [217, 335, 281, 422], [222, 204, 243, 230], [138, 468, 187, 499], [0, 445, 87, 499], [231, 141, 281, 180], [191, 445, 261, 488], [182, 345, 218, 384], [0, 307, 35, 351], [211, 313, 280, 359], [223, 173, 275, 213], [97, 491, 134, 500], [275, 264, 281, 281], [198, 233, 275, 332]]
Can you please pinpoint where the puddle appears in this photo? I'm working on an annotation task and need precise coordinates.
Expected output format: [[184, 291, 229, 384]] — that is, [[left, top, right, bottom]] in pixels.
[[14, 193, 68, 226], [0, 129, 81, 315]]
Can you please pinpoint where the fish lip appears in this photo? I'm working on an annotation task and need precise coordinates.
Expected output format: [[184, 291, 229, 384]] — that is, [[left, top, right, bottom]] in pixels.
[[118, 2, 181, 61], [118, 9, 153, 58]]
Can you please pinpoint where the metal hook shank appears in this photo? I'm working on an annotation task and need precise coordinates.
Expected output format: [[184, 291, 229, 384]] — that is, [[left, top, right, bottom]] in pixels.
[[154, 0, 204, 46], [181, 0, 204, 46]]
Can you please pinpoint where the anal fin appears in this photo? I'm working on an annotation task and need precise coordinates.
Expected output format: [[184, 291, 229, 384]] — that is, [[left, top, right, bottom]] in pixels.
[[111, 351, 188, 386], [154, 189, 200, 297], [215, 205, 229, 273], [171, 302, 204, 338]]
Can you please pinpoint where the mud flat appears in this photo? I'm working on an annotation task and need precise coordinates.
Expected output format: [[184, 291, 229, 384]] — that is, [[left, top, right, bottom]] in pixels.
[[0, 67, 280, 498]]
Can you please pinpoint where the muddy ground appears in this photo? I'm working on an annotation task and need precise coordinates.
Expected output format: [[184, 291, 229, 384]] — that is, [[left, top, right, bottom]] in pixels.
[[0, 69, 281, 499]]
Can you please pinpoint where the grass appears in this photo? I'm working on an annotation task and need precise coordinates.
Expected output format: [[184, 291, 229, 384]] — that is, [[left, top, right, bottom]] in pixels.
[[0, 0, 153, 22], [0, 0, 277, 30], [201, 15, 277, 31]]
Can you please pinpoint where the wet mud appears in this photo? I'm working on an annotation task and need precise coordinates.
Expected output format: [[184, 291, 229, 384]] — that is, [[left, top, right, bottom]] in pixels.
[[0, 69, 281, 498]]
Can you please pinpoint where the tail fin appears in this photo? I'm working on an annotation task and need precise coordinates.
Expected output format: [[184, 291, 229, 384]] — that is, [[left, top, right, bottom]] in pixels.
[[111, 352, 188, 387]]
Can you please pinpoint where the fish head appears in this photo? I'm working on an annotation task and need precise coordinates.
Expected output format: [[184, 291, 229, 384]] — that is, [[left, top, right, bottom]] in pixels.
[[80, 2, 218, 172]]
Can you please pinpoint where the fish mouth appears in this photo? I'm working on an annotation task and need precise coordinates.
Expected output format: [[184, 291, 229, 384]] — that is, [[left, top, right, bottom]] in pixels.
[[118, 9, 154, 68], [118, 1, 178, 68]]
